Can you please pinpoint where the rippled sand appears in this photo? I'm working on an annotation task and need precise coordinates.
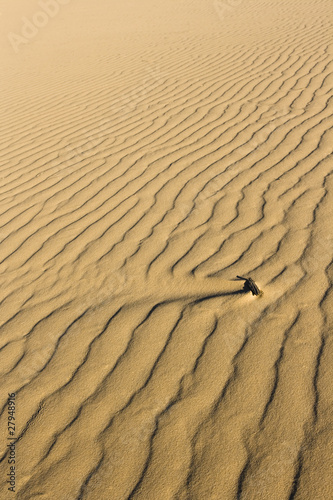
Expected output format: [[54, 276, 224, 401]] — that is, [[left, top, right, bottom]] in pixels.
[[1, 0, 332, 498]]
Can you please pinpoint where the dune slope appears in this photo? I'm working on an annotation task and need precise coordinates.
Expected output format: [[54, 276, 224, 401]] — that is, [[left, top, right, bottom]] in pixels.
[[0, 0, 332, 499]]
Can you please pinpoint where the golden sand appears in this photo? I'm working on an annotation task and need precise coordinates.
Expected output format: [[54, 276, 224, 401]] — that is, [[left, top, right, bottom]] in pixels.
[[0, 0, 332, 498]]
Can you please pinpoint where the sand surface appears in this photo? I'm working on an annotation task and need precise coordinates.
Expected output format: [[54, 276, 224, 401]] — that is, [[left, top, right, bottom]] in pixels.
[[1, 0, 333, 498]]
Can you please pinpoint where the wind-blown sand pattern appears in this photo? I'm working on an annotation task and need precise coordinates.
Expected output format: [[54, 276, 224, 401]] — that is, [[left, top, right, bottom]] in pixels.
[[1, 0, 333, 498]]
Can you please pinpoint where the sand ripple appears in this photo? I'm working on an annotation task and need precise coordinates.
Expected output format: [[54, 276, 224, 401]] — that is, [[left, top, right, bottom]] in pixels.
[[0, 0, 332, 498]]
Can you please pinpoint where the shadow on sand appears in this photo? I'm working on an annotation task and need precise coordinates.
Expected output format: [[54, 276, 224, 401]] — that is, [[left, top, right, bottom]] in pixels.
[[192, 289, 246, 304]]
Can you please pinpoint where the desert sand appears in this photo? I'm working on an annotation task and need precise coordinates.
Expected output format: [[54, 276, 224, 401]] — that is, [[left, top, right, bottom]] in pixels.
[[0, 0, 332, 498]]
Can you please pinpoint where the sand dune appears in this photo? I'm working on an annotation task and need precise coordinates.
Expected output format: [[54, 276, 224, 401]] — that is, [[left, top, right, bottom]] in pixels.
[[0, 0, 332, 498]]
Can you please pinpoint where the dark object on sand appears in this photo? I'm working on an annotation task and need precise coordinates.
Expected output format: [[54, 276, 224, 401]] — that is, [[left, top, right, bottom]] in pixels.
[[237, 276, 261, 296]]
